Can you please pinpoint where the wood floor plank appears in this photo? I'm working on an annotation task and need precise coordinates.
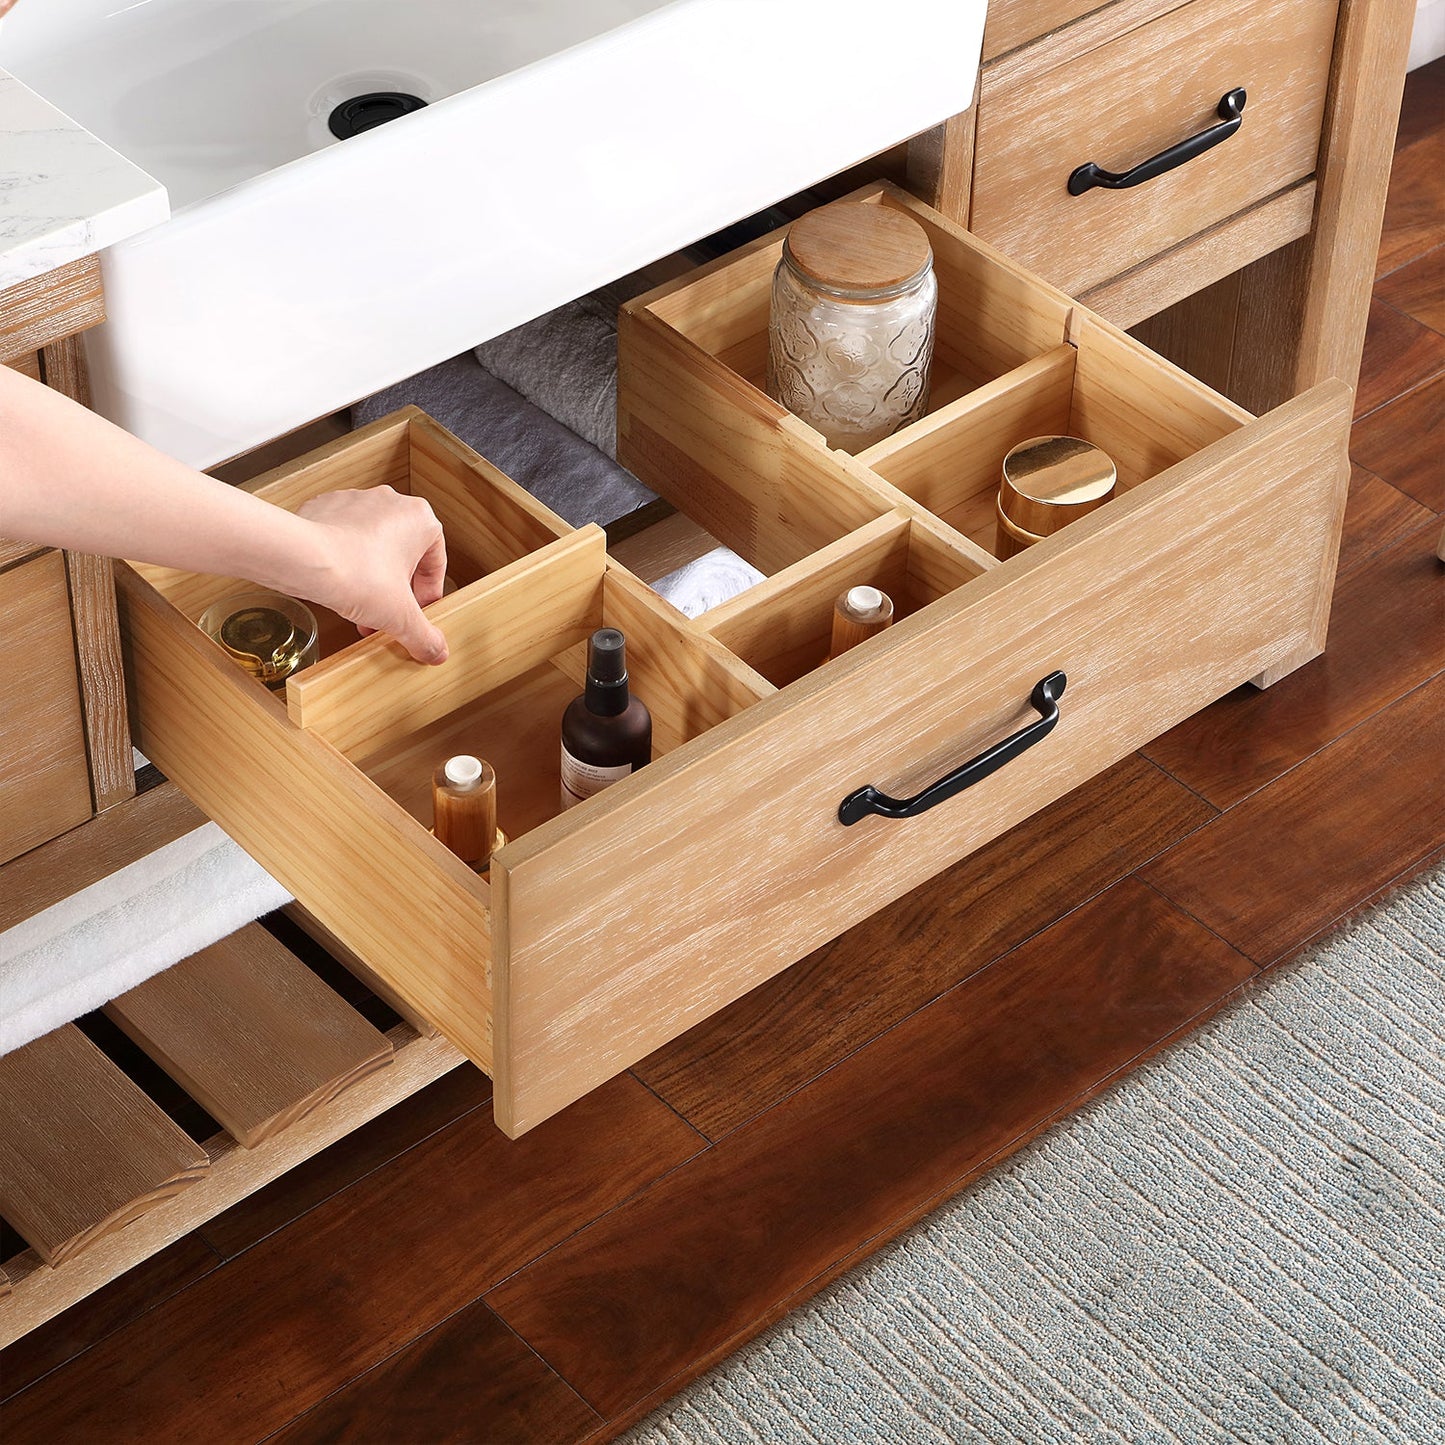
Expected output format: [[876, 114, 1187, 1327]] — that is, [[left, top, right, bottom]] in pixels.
[[1143, 521, 1445, 808], [1144, 674, 1445, 966], [104, 925, 394, 1148], [1395, 56, 1445, 153], [634, 753, 1215, 1140], [1375, 127, 1445, 279], [0, 1027, 210, 1266], [486, 878, 1254, 1422], [199, 1062, 491, 1260], [0, 1076, 701, 1442], [1351, 372, 1445, 512], [1335, 464, 1437, 582], [1376, 242, 1445, 335], [1354, 297, 1445, 420], [273, 1299, 602, 1445], [0, 1236, 219, 1403]]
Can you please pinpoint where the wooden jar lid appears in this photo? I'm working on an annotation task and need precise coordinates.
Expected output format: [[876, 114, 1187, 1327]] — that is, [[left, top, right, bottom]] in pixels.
[[784, 203, 933, 294]]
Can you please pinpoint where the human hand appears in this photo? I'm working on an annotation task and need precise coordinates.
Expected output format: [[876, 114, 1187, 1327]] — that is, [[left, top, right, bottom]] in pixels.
[[295, 487, 449, 664]]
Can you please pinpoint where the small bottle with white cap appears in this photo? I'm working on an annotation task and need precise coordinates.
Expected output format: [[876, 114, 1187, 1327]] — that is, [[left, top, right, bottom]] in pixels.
[[827, 585, 895, 662], [431, 755, 505, 875]]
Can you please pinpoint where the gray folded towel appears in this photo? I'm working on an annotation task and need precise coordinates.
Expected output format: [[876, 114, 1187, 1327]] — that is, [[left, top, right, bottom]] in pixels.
[[472, 278, 634, 459], [353, 352, 654, 529]]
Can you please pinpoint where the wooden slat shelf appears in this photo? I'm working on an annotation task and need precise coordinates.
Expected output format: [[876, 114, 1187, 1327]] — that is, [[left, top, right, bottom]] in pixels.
[[104, 924, 395, 1148], [0, 1026, 210, 1267], [0, 1024, 461, 1348]]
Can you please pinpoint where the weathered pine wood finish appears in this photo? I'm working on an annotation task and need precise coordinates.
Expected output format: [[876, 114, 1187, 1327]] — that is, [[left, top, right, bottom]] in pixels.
[[0, 1025, 463, 1348], [0, 550, 94, 864], [911, 0, 1416, 410], [971, 0, 1338, 296], [0, 1026, 209, 1267], [114, 176, 1354, 1140], [0, 256, 104, 366], [103, 924, 396, 1147]]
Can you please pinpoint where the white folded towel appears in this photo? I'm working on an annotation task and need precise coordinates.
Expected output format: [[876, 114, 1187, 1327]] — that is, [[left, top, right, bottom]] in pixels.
[[0, 822, 291, 1057], [653, 546, 766, 618]]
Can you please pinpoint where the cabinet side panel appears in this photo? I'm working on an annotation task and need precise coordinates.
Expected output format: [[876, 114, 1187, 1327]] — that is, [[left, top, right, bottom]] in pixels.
[[0, 551, 94, 863]]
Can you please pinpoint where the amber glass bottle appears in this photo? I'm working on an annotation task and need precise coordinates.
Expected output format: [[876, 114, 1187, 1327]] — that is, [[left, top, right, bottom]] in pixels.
[[432, 755, 502, 874], [560, 629, 652, 810]]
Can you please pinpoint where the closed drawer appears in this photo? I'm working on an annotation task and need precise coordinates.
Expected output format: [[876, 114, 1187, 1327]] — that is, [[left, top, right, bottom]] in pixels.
[[0, 550, 94, 863], [971, 0, 1339, 294], [118, 185, 1351, 1140]]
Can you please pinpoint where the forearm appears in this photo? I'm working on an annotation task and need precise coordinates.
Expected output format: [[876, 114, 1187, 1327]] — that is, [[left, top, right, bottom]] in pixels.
[[0, 362, 328, 593]]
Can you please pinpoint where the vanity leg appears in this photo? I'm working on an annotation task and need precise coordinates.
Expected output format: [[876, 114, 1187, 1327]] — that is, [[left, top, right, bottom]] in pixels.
[[41, 334, 136, 811]]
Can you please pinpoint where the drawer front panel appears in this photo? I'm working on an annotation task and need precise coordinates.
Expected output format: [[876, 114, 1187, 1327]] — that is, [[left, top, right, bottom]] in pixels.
[[971, 0, 1338, 295], [493, 384, 1350, 1135], [0, 551, 93, 863]]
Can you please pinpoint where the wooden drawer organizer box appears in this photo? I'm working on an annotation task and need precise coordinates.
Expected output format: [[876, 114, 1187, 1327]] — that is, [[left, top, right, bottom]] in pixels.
[[1, 182, 1350, 1339], [122, 183, 1351, 1142]]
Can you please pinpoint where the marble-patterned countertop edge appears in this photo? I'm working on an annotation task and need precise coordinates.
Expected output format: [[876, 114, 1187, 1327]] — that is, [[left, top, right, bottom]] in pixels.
[[0, 69, 169, 291]]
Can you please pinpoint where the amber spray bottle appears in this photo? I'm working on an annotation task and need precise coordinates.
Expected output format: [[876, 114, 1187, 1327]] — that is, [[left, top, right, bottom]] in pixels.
[[432, 755, 505, 875], [561, 628, 652, 810]]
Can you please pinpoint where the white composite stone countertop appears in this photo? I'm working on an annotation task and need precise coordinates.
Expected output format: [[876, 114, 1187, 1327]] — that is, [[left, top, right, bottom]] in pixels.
[[0, 68, 168, 291]]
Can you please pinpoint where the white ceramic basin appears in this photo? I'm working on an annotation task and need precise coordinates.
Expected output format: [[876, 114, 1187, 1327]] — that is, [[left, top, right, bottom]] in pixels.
[[1, 0, 985, 467]]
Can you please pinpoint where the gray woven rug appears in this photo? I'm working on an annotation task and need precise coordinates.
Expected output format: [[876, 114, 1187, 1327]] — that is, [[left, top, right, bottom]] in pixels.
[[626, 865, 1445, 1445]]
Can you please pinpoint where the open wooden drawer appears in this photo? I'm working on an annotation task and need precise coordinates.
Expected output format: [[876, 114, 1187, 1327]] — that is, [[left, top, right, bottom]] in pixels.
[[117, 184, 1351, 1139]]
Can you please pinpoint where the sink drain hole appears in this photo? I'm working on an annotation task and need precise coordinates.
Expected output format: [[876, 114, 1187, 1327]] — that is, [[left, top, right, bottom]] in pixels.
[[328, 91, 427, 139]]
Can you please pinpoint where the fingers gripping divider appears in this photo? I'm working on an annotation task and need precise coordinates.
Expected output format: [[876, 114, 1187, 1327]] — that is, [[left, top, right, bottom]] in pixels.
[[285, 527, 608, 760]]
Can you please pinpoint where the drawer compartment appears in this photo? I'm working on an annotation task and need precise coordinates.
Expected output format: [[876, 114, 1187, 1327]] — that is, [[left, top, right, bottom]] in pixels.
[[121, 187, 1350, 1139], [118, 412, 771, 1134], [971, 0, 1339, 294]]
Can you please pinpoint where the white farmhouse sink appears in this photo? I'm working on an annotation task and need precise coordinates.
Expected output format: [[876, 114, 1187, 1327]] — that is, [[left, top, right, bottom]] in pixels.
[[1, 0, 985, 468]]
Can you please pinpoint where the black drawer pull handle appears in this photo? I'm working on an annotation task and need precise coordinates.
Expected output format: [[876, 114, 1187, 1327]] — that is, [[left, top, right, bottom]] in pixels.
[[1067, 88, 1247, 196], [838, 671, 1067, 827]]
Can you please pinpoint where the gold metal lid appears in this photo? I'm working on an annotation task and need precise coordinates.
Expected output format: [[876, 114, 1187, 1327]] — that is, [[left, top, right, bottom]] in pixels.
[[217, 605, 300, 684], [199, 589, 319, 689], [999, 436, 1117, 537], [783, 202, 932, 297]]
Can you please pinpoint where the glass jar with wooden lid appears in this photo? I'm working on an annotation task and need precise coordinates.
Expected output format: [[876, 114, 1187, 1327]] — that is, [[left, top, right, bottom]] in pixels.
[[766, 201, 937, 452]]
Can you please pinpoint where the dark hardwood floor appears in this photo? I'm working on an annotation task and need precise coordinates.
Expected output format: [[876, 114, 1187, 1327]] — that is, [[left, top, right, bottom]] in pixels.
[[3, 59, 1442, 1445]]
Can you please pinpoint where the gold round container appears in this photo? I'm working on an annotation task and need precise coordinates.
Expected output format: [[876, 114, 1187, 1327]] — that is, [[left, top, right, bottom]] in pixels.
[[995, 436, 1117, 560], [198, 590, 319, 690]]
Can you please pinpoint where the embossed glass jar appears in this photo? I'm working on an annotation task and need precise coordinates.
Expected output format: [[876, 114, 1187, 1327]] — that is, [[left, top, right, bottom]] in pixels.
[[766, 202, 937, 453]]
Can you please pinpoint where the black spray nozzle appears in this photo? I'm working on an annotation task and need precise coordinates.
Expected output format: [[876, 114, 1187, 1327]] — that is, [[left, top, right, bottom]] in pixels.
[[587, 628, 628, 686]]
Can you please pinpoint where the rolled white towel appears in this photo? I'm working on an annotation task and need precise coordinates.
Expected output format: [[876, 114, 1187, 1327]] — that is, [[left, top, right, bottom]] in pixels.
[[0, 822, 291, 1058]]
